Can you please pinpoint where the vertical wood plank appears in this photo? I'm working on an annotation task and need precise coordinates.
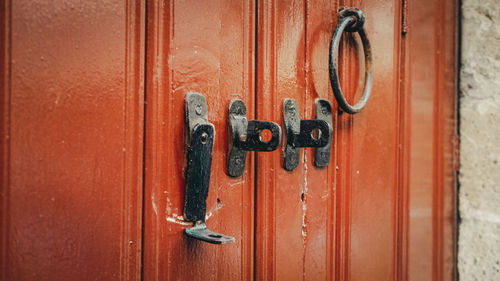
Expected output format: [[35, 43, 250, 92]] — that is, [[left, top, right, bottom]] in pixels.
[[397, 0, 411, 280], [143, 1, 255, 280], [303, 1, 338, 280], [0, 0, 145, 280], [405, 0, 436, 279], [340, 1, 401, 281], [255, 1, 338, 280], [0, 1, 11, 280], [402, 0, 458, 280]]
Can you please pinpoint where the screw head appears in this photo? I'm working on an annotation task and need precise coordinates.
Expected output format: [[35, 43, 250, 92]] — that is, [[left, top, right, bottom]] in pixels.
[[195, 104, 203, 115], [234, 157, 242, 165], [200, 132, 208, 144], [239, 133, 247, 142]]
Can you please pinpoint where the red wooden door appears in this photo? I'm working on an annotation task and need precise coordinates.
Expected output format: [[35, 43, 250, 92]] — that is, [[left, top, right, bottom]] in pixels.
[[142, 1, 255, 280], [255, 1, 457, 280], [1, 0, 457, 280], [0, 0, 144, 280]]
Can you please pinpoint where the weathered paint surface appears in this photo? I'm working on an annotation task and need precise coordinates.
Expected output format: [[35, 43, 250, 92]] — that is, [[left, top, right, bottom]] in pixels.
[[402, 1, 458, 280], [255, 1, 338, 280], [142, 0, 255, 280], [255, 0, 457, 281], [0, 0, 458, 280], [0, 0, 145, 280]]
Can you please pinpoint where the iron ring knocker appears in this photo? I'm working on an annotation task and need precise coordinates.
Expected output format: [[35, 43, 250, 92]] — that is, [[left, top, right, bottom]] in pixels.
[[329, 7, 373, 114]]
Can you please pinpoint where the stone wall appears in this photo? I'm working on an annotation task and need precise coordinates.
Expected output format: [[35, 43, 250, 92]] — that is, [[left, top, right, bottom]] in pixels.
[[459, 0, 500, 280]]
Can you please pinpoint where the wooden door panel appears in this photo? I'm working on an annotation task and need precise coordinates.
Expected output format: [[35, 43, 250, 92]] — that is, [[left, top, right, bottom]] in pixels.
[[403, 0, 458, 280], [255, 1, 457, 281], [143, 1, 255, 280], [405, 1, 437, 279], [345, 1, 400, 281], [0, 0, 458, 280], [0, 1, 145, 280], [255, 1, 338, 280]]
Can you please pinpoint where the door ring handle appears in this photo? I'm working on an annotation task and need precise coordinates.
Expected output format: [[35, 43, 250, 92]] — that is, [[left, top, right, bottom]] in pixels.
[[329, 7, 373, 114]]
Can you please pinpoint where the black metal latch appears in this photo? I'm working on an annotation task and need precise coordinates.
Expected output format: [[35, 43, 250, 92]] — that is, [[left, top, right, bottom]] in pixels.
[[314, 99, 333, 168], [283, 98, 333, 171], [183, 92, 234, 244], [228, 99, 282, 177]]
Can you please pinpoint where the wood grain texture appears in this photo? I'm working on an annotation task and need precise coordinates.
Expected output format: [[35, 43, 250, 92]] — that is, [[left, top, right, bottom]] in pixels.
[[397, 1, 458, 281], [0, 0, 145, 280], [339, 1, 401, 281], [402, 0, 458, 281], [255, 1, 338, 280], [0, 1, 11, 279], [254, 1, 456, 281], [0, 0, 458, 280], [142, 0, 255, 280]]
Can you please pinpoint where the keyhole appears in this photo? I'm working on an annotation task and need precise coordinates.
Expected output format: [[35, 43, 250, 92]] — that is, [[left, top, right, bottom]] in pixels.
[[259, 129, 272, 143], [311, 128, 322, 140]]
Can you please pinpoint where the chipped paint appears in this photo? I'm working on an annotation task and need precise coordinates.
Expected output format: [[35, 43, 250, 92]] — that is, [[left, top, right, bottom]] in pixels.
[[166, 214, 191, 226], [204, 200, 224, 221], [165, 196, 172, 215], [302, 153, 309, 240], [152, 194, 158, 216]]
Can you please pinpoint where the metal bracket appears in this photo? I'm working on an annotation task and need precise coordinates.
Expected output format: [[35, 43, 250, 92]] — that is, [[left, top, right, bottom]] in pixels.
[[228, 99, 282, 177], [184, 92, 234, 244], [283, 98, 331, 171], [314, 98, 333, 167]]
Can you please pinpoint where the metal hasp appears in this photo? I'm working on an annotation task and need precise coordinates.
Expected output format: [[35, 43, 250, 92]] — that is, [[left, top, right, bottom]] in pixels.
[[283, 99, 331, 171], [314, 99, 334, 167], [329, 7, 373, 114], [228, 99, 282, 177], [184, 92, 235, 244]]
